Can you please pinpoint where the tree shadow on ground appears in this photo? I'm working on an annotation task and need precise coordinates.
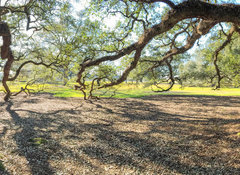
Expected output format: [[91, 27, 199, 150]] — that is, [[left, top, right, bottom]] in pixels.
[[86, 96, 240, 174], [5, 101, 55, 175], [3, 101, 96, 175], [141, 94, 240, 107], [0, 94, 240, 174]]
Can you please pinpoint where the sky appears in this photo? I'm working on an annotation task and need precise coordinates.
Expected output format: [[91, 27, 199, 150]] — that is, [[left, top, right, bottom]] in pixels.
[[70, 0, 89, 11], [70, 0, 119, 29]]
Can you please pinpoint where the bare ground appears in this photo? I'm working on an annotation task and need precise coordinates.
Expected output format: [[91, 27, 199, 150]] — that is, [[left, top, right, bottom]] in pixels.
[[0, 93, 240, 175]]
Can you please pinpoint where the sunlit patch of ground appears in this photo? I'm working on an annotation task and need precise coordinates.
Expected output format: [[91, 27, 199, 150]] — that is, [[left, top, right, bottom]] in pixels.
[[0, 93, 239, 174]]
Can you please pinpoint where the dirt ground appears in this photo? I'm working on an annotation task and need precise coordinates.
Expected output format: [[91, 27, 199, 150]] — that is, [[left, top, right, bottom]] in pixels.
[[0, 93, 239, 175]]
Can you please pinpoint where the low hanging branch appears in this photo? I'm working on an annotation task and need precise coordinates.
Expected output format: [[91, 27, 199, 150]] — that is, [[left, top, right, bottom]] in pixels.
[[8, 60, 56, 82], [141, 20, 216, 77], [76, 0, 240, 99], [213, 26, 236, 89], [12, 79, 35, 97], [100, 48, 144, 88], [105, 19, 215, 93]]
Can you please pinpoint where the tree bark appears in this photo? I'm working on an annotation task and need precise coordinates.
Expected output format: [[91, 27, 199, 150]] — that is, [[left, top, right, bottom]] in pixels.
[[0, 22, 13, 101]]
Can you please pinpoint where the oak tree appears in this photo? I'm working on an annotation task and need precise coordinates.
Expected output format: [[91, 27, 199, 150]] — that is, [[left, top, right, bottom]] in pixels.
[[0, 0, 240, 100]]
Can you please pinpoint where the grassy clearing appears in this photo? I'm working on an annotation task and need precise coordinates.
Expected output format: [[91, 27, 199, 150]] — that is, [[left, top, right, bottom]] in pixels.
[[0, 82, 240, 98]]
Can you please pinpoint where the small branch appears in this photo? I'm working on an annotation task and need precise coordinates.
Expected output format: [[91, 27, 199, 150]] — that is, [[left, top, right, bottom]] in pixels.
[[8, 60, 55, 81], [213, 26, 235, 89], [12, 79, 35, 97], [100, 48, 144, 88], [130, 0, 176, 9], [152, 58, 175, 92]]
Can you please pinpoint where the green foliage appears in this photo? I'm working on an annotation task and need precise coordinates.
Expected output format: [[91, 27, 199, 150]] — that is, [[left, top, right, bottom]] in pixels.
[[0, 153, 5, 171], [0, 161, 5, 171], [29, 137, 48, 146], [179, 26, 240, 88], [179, 58, 214, 87]]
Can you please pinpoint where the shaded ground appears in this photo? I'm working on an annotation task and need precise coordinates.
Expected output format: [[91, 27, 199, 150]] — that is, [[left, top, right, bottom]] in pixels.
[[0, 93, 239, 174]]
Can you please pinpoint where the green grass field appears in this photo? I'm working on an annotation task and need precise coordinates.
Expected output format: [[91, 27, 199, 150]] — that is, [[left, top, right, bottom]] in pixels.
[[1, 82, 240, 98]]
